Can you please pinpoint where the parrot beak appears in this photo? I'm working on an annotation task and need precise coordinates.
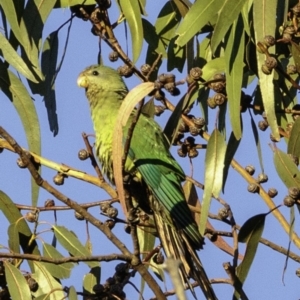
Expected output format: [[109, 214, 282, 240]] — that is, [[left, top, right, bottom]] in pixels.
[[77, 75, 88, 88]]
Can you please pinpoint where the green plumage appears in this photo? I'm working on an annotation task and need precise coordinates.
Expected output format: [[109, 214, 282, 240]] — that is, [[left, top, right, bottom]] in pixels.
[[78, 65, 217, 299]]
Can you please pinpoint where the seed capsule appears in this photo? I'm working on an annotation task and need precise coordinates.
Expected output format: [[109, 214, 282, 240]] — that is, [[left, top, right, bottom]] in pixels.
[[25, 211, 38, 223], [188, 148, 198, 158], [140, 64, 151, 75], [258, 120, 269, 131], [268, 188, 278, 198], [27, 277, 38, 292], [75, 211, 85, 220], [213, 93, 226, 106], [17, 158, 27, 168], [154, 89, 165, 100], [189, 67, 203, 80], [245, 165, 255, 175], [287, 65, 297, 75], [263, 35, 275, 47], [265, 57, 277, 69], [261, 64, 272, 75], [193, 117, 205, 128], [45, 199, 55, 207], [78, 149, 89, 160], [189, 125, 200, 136], [257, 173, 268, 183], [283, 195, 296, 207], [177, 147, 187, 157], [247, 183, 259, 193], [207, 97, 217, 109], [218, 207, 229, 220], [288, 187, 300, 199], [210, 81, 226, 93], [108, 51, 119, 62], [53, 173, 65, 185], [154, 105, 166, 116], [117, 65, 133, 77]]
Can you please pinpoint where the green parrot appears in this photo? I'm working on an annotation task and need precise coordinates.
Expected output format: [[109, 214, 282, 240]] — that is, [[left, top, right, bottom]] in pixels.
[[77, 65, 217, 299]]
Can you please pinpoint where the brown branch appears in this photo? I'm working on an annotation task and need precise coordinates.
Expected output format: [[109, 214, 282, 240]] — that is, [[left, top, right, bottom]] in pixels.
[[223, 262, 249, 300], [0, 127, 167, 300], [82, 132, 105, 182], [0, 252, 129, 263]]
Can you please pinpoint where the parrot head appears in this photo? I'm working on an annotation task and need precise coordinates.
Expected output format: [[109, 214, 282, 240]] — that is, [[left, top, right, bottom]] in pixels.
[[77, 65, 128, 105]]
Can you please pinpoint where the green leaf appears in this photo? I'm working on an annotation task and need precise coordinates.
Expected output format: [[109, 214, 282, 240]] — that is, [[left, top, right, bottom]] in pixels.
[[0, 65, 41, 206], [53, 225, 99, 268], [287, 117, 300, 158], [211, 0, 247, 53], [19, 0, 57, 79], [274, 148, 300, 188], [225, 15, 244, 140], [137, 219, 156, 297], [42, 243, 74, 279], [83, 273, 97, 294], [119, 0, 143, 63], [222, 130, 241, 192], [0, 0, 27, 50], [0, 191, 40, 270], [235, 213, 265, 296], [291, 41, 300, 73], [200, 129, 226, 235], [249, 111, 264, 173], [201, 57, 226, 81], [68, 286, 78, 300], [32, 262, 65, 300], [167, 36, 185, 72], [176, 0, 225, 46], [41, 31, 59, 136], [0, 32, 40, 83], [172, 0, 190, 17], [4, 261, 32, 300], [155, 2, 181, 51], [163, 94, 186, 145], [54, 0, 96, 8], [253, 0, 279, 140]]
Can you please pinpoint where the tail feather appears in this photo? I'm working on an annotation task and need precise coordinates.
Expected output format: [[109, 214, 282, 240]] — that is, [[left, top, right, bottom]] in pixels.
[[152, 200, 218, 300]]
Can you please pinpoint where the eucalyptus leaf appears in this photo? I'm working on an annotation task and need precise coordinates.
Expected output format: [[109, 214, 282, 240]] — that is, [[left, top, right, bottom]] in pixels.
[[53, 225, 99, 268], [287, 117, 300, 158], [0, 65, 41, 206], [225, 15, 245, 140], [200, 129, 226, 235], [211, 0, 247, 53], [4, 261, 32, 300], [119, 0, 143, 63], [253, 0, 279, 140], [176, 0, 224, 46]]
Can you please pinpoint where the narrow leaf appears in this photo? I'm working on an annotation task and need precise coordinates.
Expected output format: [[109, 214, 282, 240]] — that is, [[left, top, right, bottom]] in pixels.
[[4, 261, 31, 300], [112, 82, 154, 216], [53, 225, 99, 268], [211, 0, 247, 53], [201, 57, 226, 81], [68, 286, 78, 300], [0, 0, 25, 47], [291, 41, 300, 73], [0, 32, 39, 83], [274, 148, 300, 188], [249, 111, 264, 173], [200, 129, 226, 235], [253, 0, 279, 140], [41, 31, 59, 136], [0, 191, 40, 269], [119, 0, 143, 63], [287, 116, 300, 158], [236, 214, 266, 294], [42, 243, 74, 279], [83, 273, 97, 294], [32, 262, 65, 300], [176, 0, 225, 46], [0, 65, 41, 206], [54, 0, 96, 8], [222, 130, 241, 192], [225, 15, 244, 140]]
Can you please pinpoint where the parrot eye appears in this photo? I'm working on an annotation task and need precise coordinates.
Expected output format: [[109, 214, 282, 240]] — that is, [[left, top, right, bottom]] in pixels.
[[92, 70, 99, 76]]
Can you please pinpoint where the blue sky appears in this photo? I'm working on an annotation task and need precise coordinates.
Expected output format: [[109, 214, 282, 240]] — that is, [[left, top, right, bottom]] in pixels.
[[0, 2, 299, 299]]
